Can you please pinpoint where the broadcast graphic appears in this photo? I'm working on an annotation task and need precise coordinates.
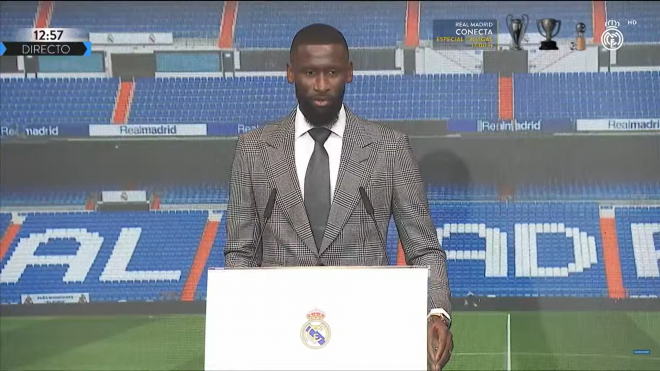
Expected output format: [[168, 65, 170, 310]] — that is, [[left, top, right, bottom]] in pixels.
[[0, 28, 91, 57], [1, 1, 659, 371], [433, 19, 498, 50]]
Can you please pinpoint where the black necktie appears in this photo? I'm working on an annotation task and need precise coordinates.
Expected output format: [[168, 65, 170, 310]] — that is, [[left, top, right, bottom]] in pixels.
[[304, 127, 332, 250]]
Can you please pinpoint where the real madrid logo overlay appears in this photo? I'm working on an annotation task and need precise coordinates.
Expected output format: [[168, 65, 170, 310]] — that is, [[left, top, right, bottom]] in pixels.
[[301, 309, 331, 349], [601, 20, 624, 51]]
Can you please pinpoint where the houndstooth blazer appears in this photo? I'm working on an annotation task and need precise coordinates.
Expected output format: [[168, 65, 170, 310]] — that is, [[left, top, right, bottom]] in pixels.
[[224, 104, 452, 315]]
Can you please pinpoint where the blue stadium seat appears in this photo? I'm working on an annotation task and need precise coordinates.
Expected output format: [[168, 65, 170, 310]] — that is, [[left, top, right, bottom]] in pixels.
[[0, 78, 119, 126], [0, 213, 11, 235], [48, 1, 224, 39], [615, 206, 660, 298], [128, 74, 499, 125], [513, 72, 660, 119], [0, 189, 87, 207], [234, 1, 406, 49], [159, 184, 230, 205], [436, 202, 609, 298], [515, 182, 660, 201], [0, 1, 38, 41], [0, 211, 210, 303], [426, 184, 500, 201], [2, 202, 658, 302], [605, 1, 660, 43]]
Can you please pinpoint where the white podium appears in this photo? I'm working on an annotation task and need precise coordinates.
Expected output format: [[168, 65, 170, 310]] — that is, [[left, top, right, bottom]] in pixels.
[[204, 266, 429, 371]]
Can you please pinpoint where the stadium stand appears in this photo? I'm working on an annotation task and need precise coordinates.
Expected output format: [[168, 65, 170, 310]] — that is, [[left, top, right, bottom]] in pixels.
[[0, 189, 87, 207], [48, 1, 224, 39], [419, 1, 595, 41], [158, 184, 230, 205], [1, 182, 659, 208], [1, 0, 659, 307], [605, 1, 660, 43], [616, 207, 660, 298], [0, 78, 119, 126], [2, 203, 658, 304], [514, 182, 660, 201], [3, 72, 658, 127], [436, 202, 607, 297], [0, 213, 11, 236], [0, 1, 38, 41], [128, 74, 499, 125], [514, 71, 660, 120], [425, 184, 501, 201], [0, 211, 208, 304], [233, 1, 407, 49]]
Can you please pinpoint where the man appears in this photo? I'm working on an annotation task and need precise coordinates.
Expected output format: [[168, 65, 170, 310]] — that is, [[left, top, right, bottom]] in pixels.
[[224, 23, 453, 371]]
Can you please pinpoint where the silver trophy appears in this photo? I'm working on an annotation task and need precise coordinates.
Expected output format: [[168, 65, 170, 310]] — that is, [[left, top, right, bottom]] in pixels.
[[506, 14, 529, 50], [537, 18, 562, 50]]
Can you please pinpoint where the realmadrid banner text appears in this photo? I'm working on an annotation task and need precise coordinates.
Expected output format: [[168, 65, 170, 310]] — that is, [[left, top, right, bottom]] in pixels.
[[0, 42, 92, 57]]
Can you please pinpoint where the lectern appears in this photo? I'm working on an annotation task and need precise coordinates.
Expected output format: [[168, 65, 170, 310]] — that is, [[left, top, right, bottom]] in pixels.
[[205, 266, 429, 370]]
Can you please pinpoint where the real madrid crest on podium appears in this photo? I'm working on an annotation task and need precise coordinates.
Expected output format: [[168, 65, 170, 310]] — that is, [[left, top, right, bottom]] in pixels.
[[301, 309, 331, 349]]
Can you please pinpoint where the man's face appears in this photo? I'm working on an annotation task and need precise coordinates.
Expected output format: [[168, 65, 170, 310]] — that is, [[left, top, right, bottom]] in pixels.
[[287, 43, 353, 127]]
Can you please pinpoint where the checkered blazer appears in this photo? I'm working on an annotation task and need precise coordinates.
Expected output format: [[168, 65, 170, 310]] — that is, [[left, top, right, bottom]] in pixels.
[[224, 105, 452, 315]]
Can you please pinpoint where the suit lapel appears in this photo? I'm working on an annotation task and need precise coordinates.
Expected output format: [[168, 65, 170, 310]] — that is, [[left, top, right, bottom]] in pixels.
[[262, 109, 319, 257], [319, 107, 376, 256]]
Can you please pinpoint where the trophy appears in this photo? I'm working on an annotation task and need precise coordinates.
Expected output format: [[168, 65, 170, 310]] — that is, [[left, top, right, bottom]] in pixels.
[[575, 22, 586, 51], [537, 18, 562, 50], [506, 14, 529, 50]]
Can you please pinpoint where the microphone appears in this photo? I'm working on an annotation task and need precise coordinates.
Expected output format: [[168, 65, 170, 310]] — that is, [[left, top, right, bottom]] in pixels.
[[358, 186, 390, 265], [250, 188, 277, 264]]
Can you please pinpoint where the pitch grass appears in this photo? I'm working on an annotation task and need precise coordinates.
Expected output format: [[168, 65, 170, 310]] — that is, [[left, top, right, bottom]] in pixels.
[[1, 312, 658, 370]]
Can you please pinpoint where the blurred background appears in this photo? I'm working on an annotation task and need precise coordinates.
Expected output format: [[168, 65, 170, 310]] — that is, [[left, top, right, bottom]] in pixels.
[[0, 1, 659, 370]]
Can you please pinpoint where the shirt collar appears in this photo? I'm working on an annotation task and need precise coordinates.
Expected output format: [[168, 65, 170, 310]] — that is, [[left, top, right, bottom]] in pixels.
[[295, 104, 346, 139]]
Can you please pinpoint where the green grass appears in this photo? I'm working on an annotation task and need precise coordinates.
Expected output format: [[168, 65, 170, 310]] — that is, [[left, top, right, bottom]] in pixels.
[[1, 312, 658, 370]]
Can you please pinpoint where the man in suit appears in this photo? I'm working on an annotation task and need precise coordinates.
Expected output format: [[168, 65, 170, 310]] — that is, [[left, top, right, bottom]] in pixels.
[[225, 23, 453, 371]]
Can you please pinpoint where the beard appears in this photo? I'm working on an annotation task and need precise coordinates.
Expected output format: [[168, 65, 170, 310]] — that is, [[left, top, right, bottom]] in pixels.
[[296, 84, 345, 128]]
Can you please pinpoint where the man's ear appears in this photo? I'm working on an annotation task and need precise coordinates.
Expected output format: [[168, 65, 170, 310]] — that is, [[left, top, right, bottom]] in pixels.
[[286, 63, 295, 84], [346, 61, 354, 83]]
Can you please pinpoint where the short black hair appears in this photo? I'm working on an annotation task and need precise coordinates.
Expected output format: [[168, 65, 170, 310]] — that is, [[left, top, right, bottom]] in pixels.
[[289, 23, 349, 61]]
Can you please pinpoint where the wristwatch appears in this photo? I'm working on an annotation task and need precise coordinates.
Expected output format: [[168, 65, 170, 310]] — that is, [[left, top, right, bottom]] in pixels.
[[429, 313, 452, 330]]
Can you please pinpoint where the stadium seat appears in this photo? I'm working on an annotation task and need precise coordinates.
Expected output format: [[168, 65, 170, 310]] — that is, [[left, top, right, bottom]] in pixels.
[[0, 189, 88, 207], [234, 1, 406, 48], [615, 207, 660, 298], [513, 72, 660, 119], [1, 0, 659, 306], [128, 74, 499, 126], [0, 211, 209, 303], [48, 1, 224, 39], [605, 1, 660, 43], [2, 203, 658, 303], [3, 72, 657, 128], [0, 1, 38, 41], [0, 78, 119, 126]]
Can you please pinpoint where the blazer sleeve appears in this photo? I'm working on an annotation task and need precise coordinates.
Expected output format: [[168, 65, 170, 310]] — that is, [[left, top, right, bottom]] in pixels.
[[224, 135, 261, 267], [391, 133, 452, 316]]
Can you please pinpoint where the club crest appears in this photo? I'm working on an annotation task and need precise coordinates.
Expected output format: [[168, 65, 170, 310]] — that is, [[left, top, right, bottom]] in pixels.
[[300, 309, 331, 349]]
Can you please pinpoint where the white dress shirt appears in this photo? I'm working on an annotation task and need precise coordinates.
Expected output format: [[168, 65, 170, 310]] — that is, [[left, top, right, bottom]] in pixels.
[[294, 105, 345, 204], [293, 105, 451, 325]]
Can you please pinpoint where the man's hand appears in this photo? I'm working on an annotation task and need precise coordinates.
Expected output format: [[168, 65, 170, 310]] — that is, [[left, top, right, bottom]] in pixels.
[[427, 315, 453, 371]]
